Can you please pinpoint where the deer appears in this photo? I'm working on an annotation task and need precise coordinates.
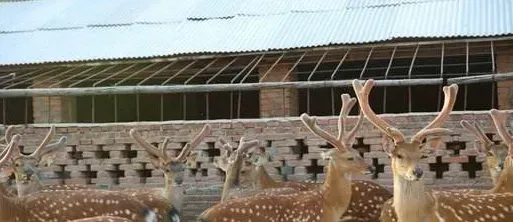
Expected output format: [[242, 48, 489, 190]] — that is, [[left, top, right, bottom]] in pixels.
[[198, 93, 374, 222], [214, 97, 392, 221], [352, 78, 513, 222], [123, 124, 211, 220], [70, 216, 145, 222], [379, 118, 512, 221], [0, 134, 179, 222], [0, 125, 88, 197]]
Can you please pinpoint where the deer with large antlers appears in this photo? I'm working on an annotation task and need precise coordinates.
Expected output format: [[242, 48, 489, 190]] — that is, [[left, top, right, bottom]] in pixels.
[[380, 118, 512, 221], [124, 124, 211, 220], [0, 134, 176, 222], [198, 94, 374, 222], [0, 126, 88, 197], [214, 99, 392, 221], [353, 79, 513, 222]]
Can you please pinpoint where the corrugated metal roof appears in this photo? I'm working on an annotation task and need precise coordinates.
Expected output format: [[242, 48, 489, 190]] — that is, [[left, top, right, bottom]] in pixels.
[[0, 0, 512, 66]]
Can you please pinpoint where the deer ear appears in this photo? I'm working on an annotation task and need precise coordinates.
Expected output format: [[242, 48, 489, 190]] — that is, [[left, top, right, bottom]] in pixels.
[[424, 137, 444, 150], [0, 166, 14, 180], [320, 149, 335, 160], [473, 140, 488, 153], [382, 136, 395, 156]]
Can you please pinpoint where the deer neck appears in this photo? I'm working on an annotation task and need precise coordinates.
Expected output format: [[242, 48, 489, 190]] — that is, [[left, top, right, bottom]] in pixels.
[[320, 160, 352, 216], [393, 172, 434, 222], [0, 185, 22, 221], [220, 157, 243, 202], [16, 177, 45, 197], [163, 172, 174, 199], [253, 166, 279, 189], [489, 157, 513, 193]]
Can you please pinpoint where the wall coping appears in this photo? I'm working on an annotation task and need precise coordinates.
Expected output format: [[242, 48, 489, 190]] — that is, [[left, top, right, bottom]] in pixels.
[[6, 110, 513, 128]]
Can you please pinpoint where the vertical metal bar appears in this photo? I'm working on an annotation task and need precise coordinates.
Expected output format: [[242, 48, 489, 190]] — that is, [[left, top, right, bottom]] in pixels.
[[463, 42, 469, 110], [25, 97, 29, 124], [92, 96, 95, 123], [259, 53, 285, 82], [408, 45, 420, 112], [282, 89, 286, 117], [237, 91, 242, 118], [437, 43, 445, 111], [205, 93, 210, 120], [68, 96, 72, 123], [47, 96, 51, 123], [2, 99, 6, 124], [330, 49, 350, 116], [359, 47, 375, 79], [183, 94, 187, 120], [383, 47, 397, 113], [229, 92, 234, 119], [136, 94, 140, 121], [160, 94, 164, 121], [491, 41, 496, 109], [114, 95, 118, 122], [307, 51, 329, 115]]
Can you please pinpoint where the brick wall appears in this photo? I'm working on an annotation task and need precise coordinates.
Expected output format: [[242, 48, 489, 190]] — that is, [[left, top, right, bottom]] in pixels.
[[4, 110, 507, 221], [259, 64, 298, 117], [32, 78, 76, 123], [497, 49, 513, 109]]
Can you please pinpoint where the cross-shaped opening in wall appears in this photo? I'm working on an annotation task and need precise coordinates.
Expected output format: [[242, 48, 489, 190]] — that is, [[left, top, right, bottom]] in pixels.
[[204, 142, 220, 159], [121, 144, 137, 161], [371, 158, 385, 179], [292, 139, 309, 159], [486, 133, 502, 145], [107, 164, 124, 185], [136, 163, 152, 184], [446, 141, 465, 156], [54, 165, 69, 185], [94, 145, 110, 159], [429, 156, 450, 179], [81, 164, 98, 185], [461, 156, 483, 178], [306, 159, 324, 181], [352, 137, 370, 158], [69, 145, 83, 163]]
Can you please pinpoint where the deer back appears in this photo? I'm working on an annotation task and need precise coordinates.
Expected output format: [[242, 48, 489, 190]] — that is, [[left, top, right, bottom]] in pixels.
[[70, 216, 136, 222]]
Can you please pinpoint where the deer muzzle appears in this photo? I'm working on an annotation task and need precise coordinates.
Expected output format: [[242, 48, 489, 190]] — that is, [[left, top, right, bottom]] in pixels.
[[412, 167, 423, 180]]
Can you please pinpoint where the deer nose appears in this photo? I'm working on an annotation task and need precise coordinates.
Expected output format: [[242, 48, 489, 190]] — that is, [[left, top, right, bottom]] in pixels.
[[412, 167, 423, 179], [499, 163, 504, 169]]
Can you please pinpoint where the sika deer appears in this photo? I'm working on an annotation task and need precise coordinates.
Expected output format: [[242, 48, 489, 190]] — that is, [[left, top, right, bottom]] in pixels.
[[198, 94, 372, 222], [125, 124, 211, 219], [214, 95, 392, 222], [0, 134, 172, 222], [380, 119, 511, 221], [0, 126, 88, 197], [353, 79, 513, 222]]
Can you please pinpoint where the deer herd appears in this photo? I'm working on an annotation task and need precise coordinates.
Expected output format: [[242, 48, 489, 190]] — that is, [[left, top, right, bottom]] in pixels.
[[1, 79, 513, 221]]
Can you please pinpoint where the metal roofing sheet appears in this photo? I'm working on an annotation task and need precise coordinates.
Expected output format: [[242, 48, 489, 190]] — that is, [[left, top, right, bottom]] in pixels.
[[0, 0, 512, 66]]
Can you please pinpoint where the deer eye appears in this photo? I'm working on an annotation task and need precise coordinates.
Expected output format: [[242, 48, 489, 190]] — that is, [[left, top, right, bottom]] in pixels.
[[396, 154, 403, 159], [420, 155, 428, 159], [347, 157, 354, 161]]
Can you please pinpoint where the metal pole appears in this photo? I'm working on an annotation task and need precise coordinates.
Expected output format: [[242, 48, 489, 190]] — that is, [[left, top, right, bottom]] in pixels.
[[438, 43, 445, 111], [383, 47, 397, 113], [359, 47, 375, 79], [464, 42, 469, 110], [330, 49, 350, 115], [491, 41, 496, 109], [408, 45, 420, 113], [307, 51, 329, 114]]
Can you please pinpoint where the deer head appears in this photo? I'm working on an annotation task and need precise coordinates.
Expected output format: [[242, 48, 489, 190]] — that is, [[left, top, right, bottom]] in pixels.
[[460, 120, 508, 185], [129, 124, 211, 185], [353, 79, 456, 182], [300, 93, 371, 177], [215, 137, 260, 202], [0, 126, 67, 197]]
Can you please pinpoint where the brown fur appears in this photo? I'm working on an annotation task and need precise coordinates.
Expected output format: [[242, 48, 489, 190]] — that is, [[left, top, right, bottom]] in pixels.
[[71, 216, 135, 222]]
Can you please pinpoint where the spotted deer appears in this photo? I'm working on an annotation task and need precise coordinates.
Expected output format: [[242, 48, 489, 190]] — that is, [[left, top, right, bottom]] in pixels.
[[352, 79, 513, 222], [125, 124, 211, 219], [198, 94, 373, 222], [214, 95, 392, 222], [380, 118, 512, 221], [0, 126, 88, 197], [0, 134, 172, 222], [70, 216, 142, 222]]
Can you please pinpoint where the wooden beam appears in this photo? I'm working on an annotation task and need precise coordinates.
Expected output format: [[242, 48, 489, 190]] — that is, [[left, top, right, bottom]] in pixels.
[[447, 72, 513, 84], [0, 78, 443, 98]]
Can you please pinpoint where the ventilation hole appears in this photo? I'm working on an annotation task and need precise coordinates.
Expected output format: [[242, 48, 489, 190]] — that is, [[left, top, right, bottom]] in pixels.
[[446, 141, 466, 156], [461, 156, 483, 179], [292, 139, 309, 159], [429, 156, 449, 179]]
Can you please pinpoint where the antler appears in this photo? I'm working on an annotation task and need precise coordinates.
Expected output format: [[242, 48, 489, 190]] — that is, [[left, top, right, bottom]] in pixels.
[[352, 79, 455, 144], [489, 109, 513, 150], [0, 125, 15, 144], [219, 137, 259, 158], [300, 93, 364, 151], [30, 126, 55, 158], [410, 83, 458, 143], [130, 124, 211, 162], [460, 120, 494, 147], [176, 124, 212, 161], [0, 134, 21, 166]]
